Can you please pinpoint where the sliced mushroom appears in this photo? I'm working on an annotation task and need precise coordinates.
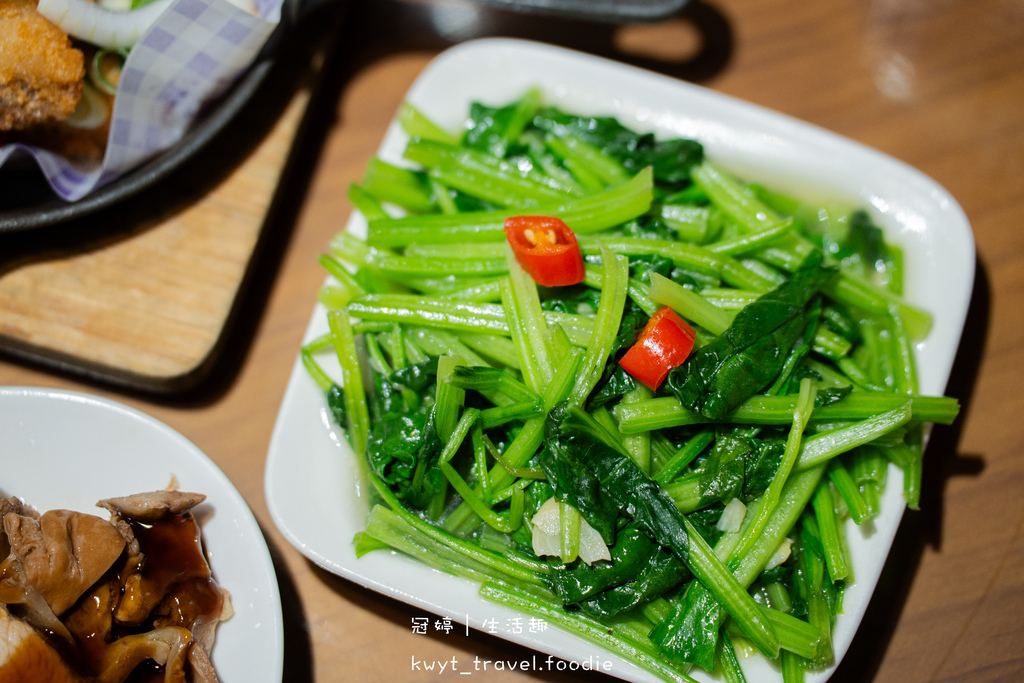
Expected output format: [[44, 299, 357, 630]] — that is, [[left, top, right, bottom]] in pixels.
[[0, 497, 38, 559], [97, 491, 206, 524], [186, 623, 221, 683], [2, 509, 125, 616], [1, 491, 228, 683], [95, 625, 192, 683], [154, 578, 232, 683], [62, 578, 119, 662], [0, 555, 73, 643], [0, 603, 87, 682]]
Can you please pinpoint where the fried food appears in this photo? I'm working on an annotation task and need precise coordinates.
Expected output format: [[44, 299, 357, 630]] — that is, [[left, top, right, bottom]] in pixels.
[[0, 0, 85, 131]]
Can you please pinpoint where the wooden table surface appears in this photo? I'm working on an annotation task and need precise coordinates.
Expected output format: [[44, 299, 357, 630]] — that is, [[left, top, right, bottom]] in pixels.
[[2, 0, 1022, 681]]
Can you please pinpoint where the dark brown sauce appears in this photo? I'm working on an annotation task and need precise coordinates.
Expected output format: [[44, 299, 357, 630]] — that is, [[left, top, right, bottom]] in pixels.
[[62, 583, 116, 675], [1, 512, 225, 683], [160, 576, 223, 631], [122, 661, 163, 683], [129, 515, 212, 606]]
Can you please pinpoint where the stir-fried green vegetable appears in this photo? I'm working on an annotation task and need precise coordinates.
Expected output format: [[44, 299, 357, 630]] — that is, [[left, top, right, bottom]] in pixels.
[[304, 89, 959, 682]]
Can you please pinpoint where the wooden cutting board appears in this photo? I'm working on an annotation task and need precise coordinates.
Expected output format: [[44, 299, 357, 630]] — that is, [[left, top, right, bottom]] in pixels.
[[0, 84, 313, 394]]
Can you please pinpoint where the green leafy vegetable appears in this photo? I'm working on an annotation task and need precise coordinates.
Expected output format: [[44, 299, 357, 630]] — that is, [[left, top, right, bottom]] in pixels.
[[301, 88, 960, 683], [665, 251, 837, 419]]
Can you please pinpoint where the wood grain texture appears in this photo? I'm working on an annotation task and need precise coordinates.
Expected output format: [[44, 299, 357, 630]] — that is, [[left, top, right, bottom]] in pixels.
[[0, 87, 311, 389], [1, 0, 1022, 681]]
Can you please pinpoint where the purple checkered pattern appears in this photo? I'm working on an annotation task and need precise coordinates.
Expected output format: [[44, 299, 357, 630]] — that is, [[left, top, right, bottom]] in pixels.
[[0, 0, 280, 202]]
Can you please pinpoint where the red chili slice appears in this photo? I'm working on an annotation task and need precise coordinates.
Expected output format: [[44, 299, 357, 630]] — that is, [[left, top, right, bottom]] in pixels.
[[504, 215, 586, 287], [618, 306, 697, 391]]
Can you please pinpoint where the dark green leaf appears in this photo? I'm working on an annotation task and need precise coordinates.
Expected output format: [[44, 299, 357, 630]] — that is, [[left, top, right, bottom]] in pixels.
[[698, 434, 749, 506], [540, 284, 601, 315], [587, 366, 637, 411], [407, 407, 445, 509], [665, 252, 837, 419], [846, 210, 893, 274], [815, 385, 852, 407], [586, 303, 646, 410], [464, 101, 529, 158], [366, 412, 425, 490], [661, 184, 710, 205], [530, 108, 704, 183], [535, 436, 621, 545], [629, 254, 675, 283], [389, 357, 439, 392], [822, 305, 860, 343], [540, 405, 692, 561], [649, 580, 720, 670], [742, 437, 786, 498], [326, 384, 347, 428], [579, 544, 690, 618], [621, 217, 677, 242], [544, 524, 675, 605]]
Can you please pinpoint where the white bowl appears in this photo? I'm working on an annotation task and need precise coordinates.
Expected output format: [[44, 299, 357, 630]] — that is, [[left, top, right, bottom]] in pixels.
[[0, 386, 284, 683], [265, 37, 974, 683]]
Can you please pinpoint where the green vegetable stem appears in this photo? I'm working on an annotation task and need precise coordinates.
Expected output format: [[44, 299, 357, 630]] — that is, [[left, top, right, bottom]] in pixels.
[[300, 89, 961, 682]]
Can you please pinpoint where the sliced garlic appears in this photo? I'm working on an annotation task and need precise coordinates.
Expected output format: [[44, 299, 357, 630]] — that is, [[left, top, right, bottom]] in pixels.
[[764, 537, 794, 571], [530, 497, 611, 566], [716, 497, 747, 533]]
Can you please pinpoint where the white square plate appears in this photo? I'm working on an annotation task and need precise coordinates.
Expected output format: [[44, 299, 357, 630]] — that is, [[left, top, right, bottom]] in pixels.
[[265, 37, 974, 682], [1, 386, 284, 682]]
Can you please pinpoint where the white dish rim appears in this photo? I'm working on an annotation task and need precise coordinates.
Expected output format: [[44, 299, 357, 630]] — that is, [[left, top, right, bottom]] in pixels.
[[265, 37, 974, 683], [0, 385, 285, 683]]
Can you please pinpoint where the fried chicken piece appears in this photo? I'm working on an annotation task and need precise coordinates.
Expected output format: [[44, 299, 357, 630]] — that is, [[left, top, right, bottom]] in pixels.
[[0, 0, 85, 131]]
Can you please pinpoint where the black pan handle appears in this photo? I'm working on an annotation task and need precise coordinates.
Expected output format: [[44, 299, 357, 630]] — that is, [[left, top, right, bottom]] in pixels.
[[285, 0, 349, 25], [286, 0, 690, 28], [465, 0, 690, 23]]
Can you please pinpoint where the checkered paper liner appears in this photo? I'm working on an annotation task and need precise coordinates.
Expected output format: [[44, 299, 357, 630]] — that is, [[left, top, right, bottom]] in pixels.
[[0, 0, 281, 202]]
